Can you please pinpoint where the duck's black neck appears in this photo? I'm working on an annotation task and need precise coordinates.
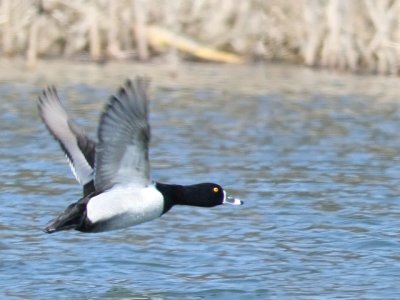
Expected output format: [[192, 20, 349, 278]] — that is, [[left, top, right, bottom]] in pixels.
[[156, 182, 188, 214], [156, 182, 219, 214]]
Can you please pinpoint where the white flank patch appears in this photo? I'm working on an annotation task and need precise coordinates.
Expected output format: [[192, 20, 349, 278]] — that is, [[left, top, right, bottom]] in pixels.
[[86, 184, 164, 230]]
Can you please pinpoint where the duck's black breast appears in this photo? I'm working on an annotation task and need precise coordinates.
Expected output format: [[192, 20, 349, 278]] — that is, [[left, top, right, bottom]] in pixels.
[[156, 182, 180, 214]]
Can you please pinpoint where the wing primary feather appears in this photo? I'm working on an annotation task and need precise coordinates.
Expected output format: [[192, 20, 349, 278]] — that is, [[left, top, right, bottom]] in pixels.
[[38, 86, 94, 186], [94, 77, 151, 192]]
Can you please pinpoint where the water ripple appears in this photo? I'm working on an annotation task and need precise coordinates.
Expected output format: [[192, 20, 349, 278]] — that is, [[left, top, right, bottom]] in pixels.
[[1, 65, 400, 298]]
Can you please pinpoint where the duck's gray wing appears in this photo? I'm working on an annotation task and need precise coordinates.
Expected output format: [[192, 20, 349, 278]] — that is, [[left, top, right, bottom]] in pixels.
[[38, 87, 95, 186], [94, 78, 150, 192]]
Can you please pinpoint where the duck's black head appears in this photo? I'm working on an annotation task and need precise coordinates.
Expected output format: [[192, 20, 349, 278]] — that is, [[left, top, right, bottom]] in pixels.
[[156, 182, 242, 213]]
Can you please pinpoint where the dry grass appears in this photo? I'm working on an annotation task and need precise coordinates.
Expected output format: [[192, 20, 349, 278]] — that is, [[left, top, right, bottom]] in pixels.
[[1, 0, 400, 74]]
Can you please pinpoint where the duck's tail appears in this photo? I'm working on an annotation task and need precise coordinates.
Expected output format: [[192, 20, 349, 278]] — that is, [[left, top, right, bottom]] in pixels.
[[44, 198, 88, 234]]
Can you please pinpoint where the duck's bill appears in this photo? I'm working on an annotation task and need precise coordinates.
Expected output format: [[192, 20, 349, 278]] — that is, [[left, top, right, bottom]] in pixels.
[[223, 193, 243, 205]]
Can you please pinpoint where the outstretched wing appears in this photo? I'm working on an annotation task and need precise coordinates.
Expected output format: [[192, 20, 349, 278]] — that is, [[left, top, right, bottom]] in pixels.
[[94, 78, 151, 192], [38, 87, 95, 186]]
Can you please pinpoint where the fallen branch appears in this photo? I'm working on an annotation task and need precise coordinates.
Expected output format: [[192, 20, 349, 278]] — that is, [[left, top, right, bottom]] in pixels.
[[146, 25, 243, 64]]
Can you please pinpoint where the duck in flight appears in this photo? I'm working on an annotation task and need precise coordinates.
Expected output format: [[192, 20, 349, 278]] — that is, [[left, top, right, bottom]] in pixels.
[[38, 78, 242, 233]]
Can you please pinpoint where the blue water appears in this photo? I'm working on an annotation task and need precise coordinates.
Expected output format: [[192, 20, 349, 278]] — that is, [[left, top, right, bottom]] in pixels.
[[1, 62, 400, 299]]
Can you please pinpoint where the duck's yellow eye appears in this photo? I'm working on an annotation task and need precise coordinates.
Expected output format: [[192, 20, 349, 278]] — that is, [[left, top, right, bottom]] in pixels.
[[213, 187, 219, 193]]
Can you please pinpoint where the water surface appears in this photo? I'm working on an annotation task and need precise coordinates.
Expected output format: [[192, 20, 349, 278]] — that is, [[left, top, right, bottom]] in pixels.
[[1, 61, 400, 299]]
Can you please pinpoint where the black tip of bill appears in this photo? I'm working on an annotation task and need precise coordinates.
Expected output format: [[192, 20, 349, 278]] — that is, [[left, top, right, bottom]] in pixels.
[[223, 194, 243, 205]]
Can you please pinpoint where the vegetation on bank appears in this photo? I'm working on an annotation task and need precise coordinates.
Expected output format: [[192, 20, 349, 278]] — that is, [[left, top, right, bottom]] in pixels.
[[1, 0, 400, 75]]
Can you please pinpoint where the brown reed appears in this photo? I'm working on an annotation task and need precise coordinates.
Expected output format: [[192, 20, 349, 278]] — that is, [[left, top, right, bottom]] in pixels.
[[1, 0, 400, 74]]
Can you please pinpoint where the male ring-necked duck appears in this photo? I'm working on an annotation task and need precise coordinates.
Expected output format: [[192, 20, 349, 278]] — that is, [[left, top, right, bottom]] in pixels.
[[38, 78, 242, 233]]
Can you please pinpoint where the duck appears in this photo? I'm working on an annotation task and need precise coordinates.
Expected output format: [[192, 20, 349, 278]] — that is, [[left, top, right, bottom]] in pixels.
[[38, 78, 242, 233]]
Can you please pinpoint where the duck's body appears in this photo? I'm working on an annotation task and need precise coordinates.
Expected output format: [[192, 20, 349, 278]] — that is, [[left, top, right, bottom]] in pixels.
[[38, 78, 241, 234], [86, 184, 164, 232], [47, 184, 164, 233]]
